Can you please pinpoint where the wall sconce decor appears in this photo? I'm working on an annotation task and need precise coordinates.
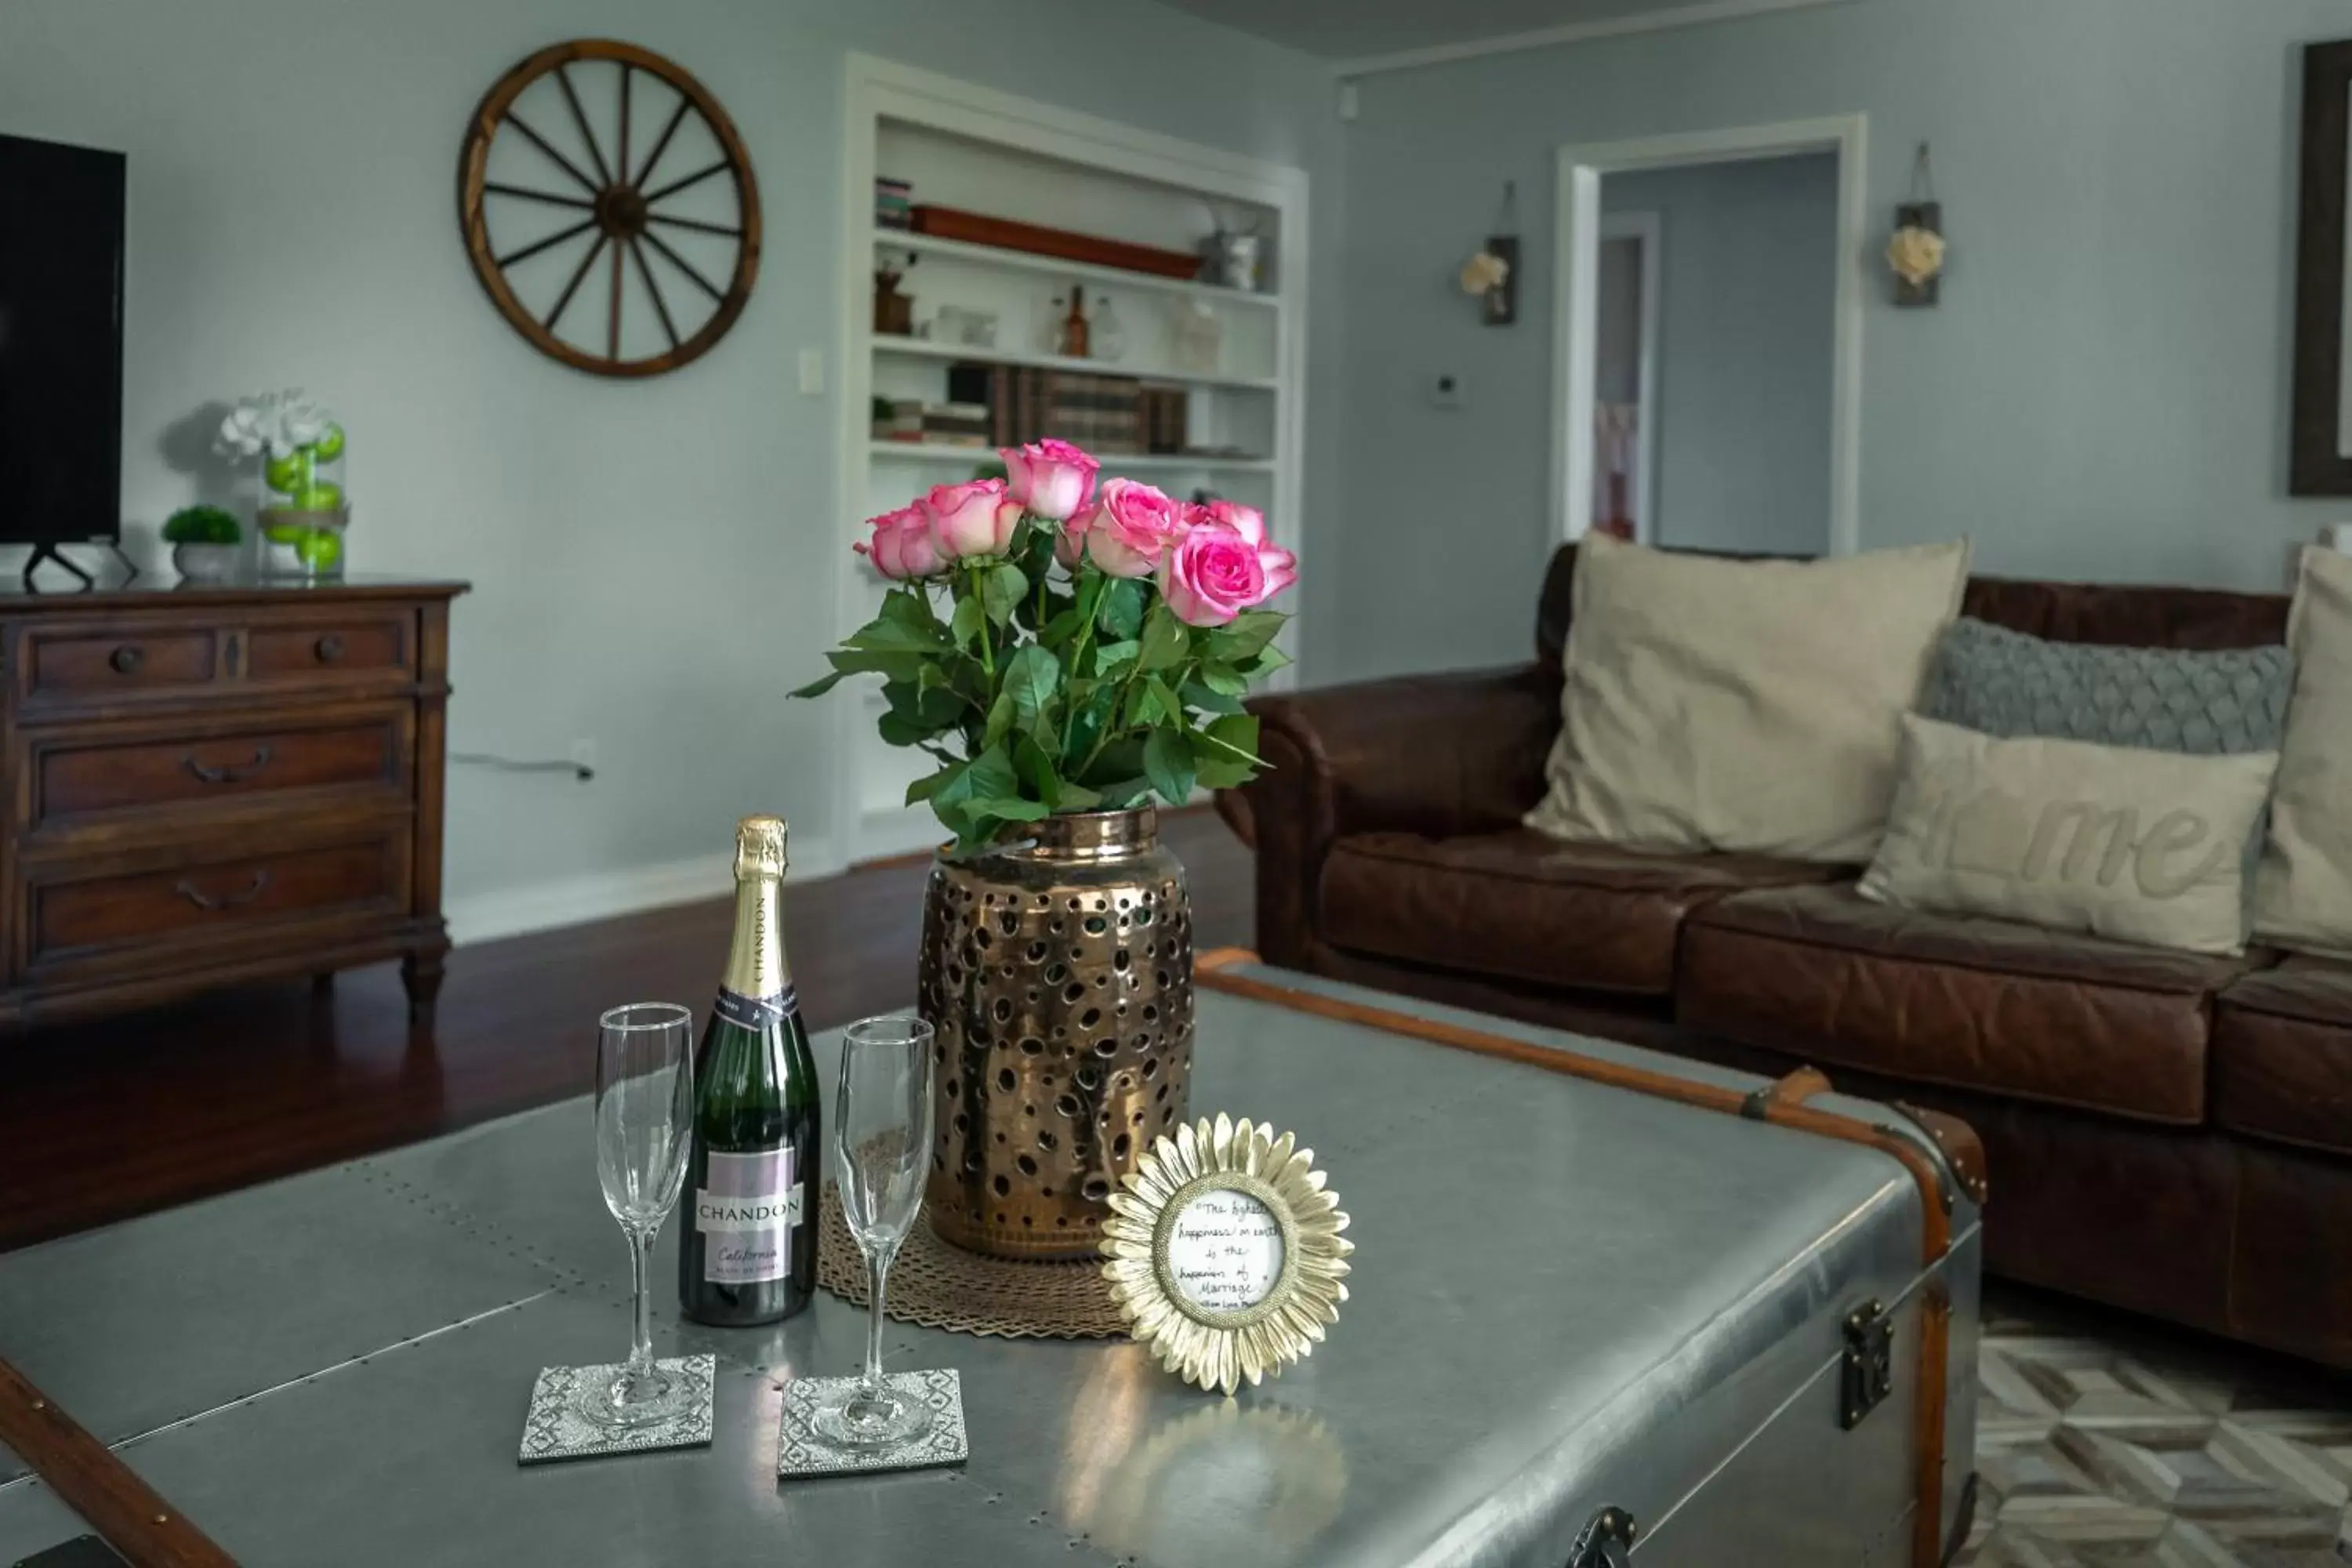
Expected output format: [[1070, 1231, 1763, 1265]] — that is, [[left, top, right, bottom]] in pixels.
[[1460, 181, 1519, 325], [1886, 143, 1946, 307]]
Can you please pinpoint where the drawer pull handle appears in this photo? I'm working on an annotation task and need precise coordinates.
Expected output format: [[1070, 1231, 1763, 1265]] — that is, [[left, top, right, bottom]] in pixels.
[[183, 746, 274, 786], [314, 634, 345, 663], [176, 870, 271, 912], [109, 645, 143, 674]]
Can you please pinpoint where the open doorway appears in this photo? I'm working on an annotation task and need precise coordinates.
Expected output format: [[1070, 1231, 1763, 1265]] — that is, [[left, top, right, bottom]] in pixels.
[[1553, 116, 1867, 556]]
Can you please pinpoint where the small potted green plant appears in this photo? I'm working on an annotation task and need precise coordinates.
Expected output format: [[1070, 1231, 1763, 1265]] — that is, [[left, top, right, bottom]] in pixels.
[[161, 505, 244, 583]]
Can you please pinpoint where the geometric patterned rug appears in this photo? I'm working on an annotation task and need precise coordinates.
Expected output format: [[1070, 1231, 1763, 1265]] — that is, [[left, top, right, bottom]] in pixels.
[[1958, 1289, 2352, 1566]]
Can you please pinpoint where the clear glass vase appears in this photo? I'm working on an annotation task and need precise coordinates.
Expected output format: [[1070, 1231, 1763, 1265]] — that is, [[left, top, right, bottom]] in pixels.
[[256, 426, 349, 581]]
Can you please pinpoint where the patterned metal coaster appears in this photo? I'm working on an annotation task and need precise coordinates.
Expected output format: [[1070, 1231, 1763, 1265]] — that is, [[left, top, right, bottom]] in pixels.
[[518, 1354, 716, 1465], [817, 1184, 1125, 1340], [777, 1369, 968, 1479]]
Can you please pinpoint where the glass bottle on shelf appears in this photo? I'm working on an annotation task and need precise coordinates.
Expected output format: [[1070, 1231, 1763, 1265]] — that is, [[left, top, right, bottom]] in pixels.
[[1091, 295, 1126, 364], [1058, 285, 1091, 359]]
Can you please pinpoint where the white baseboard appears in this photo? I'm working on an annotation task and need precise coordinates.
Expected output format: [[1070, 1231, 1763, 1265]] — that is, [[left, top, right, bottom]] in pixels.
[[449, 835, 849, 947]]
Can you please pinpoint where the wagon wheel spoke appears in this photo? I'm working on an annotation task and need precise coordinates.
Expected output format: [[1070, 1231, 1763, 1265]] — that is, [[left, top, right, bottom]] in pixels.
[[495, 214, 599, 270], [503, 110, 599, 194], [642, 159, 729, 207], [633, 97, 692, 190], [608, 241, 624, 361], [645, 212, 743, 239], [615, 64, 633, 188], [544, 231, 609, 334], [554, 64, 614, 188], [641, 229, 726, 303], [485, 182, 593, 211], [631, 237, 681, 352]]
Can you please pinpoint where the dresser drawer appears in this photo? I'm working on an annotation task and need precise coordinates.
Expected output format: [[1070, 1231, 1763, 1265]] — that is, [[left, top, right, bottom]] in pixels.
[[246, 613, 412, 686], [25, 706, 412, 835], [24, 623, 226, 704], [25, 829, 412, 974]]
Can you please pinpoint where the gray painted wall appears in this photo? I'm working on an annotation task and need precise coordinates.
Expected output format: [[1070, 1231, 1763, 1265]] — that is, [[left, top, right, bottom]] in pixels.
[[0, 0, 1338, 931], [1330, 0, 2352, 681], [1603, 153, 1838, 557]]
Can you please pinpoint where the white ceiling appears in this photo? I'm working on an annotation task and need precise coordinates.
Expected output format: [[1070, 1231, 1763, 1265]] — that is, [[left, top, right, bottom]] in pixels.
[[1156, 0, 1807, 67]]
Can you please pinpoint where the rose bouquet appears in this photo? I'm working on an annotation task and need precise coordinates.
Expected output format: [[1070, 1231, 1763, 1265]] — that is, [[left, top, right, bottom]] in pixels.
[[795, 441, 1295, 851]]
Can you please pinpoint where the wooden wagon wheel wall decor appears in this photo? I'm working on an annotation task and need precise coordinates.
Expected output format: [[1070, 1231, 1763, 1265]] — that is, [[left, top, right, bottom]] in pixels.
[[459, 39, 761, 377]]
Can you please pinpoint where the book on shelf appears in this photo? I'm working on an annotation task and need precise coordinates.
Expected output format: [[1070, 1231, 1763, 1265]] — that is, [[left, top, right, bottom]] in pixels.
[[944, 364, 1148, 454]]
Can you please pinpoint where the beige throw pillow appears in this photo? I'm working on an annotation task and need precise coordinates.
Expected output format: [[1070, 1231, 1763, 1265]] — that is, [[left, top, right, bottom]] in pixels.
[[1526, 535, 1972, 862], [2256, 547, 2352, 955], [1860, 716, 2278, 955]]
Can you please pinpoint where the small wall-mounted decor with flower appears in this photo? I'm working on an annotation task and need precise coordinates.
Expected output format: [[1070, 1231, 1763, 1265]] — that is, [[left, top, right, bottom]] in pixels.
[[1887, 143, 1946, 307], [1461, 182, 1520, 325]]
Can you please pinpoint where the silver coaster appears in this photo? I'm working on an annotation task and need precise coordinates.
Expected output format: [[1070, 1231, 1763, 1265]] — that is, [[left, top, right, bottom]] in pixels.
[[519, 1354, 716, 1465], [778, 1368, 968, 1478]]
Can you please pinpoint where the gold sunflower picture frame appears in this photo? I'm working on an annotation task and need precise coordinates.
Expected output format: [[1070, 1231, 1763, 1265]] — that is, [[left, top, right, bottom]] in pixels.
[[1099, 1113, 1352, 1396]]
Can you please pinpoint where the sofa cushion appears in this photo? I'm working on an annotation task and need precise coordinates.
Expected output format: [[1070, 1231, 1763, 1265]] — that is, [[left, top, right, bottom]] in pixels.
[[2213, 956, 2352, 1156], [2256, 547, 2352, 956], [1679, 882, 2263, 1124], [1318, 829, 1837, 998]]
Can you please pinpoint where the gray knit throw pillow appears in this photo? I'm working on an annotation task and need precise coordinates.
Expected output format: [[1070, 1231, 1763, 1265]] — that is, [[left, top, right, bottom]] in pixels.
[[1919, 618, 2293, 756]]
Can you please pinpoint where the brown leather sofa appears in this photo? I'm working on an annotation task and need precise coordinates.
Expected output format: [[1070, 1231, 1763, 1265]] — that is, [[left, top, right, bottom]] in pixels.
[[1231, 544, 2352, 1369]]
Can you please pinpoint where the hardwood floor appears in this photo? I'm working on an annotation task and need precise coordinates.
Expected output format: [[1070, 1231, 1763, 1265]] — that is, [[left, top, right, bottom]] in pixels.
[[0, 808, 1254, 1254]]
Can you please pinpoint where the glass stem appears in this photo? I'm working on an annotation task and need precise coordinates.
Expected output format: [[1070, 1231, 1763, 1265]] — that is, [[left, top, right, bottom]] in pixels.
[[862, 1245, 892, 1399], [627, 1225, 656, 1381]]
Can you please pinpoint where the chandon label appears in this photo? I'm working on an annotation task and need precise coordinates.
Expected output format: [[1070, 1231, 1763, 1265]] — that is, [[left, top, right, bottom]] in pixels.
[[696, 1147, 800, 1285], [713, 985, 798, 1031]]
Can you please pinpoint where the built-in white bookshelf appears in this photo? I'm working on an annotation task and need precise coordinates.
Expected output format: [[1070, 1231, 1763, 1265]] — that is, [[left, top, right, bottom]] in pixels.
[[836, 57, 1310, 862]]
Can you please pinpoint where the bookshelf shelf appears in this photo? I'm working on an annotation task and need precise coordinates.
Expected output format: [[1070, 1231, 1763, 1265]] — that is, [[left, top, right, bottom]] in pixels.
[[870, 227, 1281, 312], [867, 441, 1275, 472], [869, 334, 1278, 393]]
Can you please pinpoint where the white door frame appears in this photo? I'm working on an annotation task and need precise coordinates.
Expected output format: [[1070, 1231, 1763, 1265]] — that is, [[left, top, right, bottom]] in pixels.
[[1595, 209, 1661, 543], [1550, 113, 1867, 554]]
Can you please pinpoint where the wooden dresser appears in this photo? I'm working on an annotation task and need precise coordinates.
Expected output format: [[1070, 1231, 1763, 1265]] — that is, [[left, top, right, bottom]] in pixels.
[[0, 575, 468, 1029]]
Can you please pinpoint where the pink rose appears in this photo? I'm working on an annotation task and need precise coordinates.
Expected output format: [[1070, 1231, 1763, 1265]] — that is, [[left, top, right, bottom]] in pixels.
[[1198, 499, 1297, 599], [853, 503, 944, 580], [920, 478, 1023, 561], [1000, 439, 1099, 523], [1076, 477, 1189, 578], [1160, 519, 1269, 627]]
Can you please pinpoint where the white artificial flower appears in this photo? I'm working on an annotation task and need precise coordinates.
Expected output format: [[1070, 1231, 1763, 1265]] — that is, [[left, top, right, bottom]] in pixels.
[[1459, 250, 1511, 296], [212, 388, 339, 460]]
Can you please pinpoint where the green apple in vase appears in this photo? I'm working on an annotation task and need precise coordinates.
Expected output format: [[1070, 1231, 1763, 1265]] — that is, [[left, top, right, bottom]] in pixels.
[[793, 440, 1298, 853]]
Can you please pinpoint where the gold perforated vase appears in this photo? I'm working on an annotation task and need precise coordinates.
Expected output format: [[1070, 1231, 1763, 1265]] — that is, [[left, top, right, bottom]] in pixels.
[[919, 808, 1195, 1261]]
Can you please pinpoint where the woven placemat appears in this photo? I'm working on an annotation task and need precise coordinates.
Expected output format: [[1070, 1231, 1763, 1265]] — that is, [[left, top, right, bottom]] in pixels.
[[816, 1184, 1127, 1341]]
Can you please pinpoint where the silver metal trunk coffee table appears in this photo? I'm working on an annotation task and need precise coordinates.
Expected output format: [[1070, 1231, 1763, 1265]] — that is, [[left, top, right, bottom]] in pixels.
[[0, 958, 1980, 1567]]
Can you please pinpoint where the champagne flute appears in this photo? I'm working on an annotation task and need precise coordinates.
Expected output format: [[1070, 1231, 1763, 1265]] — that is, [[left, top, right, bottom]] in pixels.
[[812, 1014, 937, 1451], [584, 1002, 695, 1427]]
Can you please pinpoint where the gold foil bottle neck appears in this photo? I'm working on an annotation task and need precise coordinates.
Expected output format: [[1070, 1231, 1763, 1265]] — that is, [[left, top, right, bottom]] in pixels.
[[734, 815, 788, 883]]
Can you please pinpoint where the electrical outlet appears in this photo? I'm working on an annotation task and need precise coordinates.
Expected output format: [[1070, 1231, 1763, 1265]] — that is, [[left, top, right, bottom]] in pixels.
[[1429, 372, 1465, 410], [799, 348, 825, 396], [569, 738, 598, 781]]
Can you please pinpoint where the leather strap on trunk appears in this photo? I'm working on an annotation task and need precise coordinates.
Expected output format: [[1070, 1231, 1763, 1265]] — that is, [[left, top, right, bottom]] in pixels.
[[0, 1357, 237, 1566], [1195, 949, 1968, 1568]]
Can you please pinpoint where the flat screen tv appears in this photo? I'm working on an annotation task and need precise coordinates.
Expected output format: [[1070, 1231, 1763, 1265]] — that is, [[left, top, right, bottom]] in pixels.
[[0, 132, 126, 584]]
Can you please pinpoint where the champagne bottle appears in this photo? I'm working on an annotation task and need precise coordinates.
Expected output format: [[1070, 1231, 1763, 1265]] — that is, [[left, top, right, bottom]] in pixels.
[[679, 815, 819, 1326]]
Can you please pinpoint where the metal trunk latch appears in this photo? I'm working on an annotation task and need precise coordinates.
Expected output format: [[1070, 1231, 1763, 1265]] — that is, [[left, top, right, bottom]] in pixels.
[[1567, 1505, 1638, 1566], [1841, 1298, 1894, 1429]]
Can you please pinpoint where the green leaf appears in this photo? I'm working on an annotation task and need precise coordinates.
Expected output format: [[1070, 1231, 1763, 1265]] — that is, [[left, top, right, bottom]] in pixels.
[[1205, 609, 1286, 661], [931, 743, 1017, 833], [1144, 728, 1196, 806], [1039, 607, 1085, 646], [1061, 684, 1117, 770], [906, 764, 960, 806], [1122, 679, 1164, 730], [877, 587, 940, 632], [1000, 644, 1061, 737], [916, 686, 965, 728], [1179, 680, 1246, 716], [1056, 779, 1103, 810], [1195, 664, 1249, 697], [1237, 644, 1291, 678], [846, 618, 950, 653], [1079, 737, 1147, 789], [1014, 735, 1062, 812], [963, 797, 1052, 825], [877, 710, 931, 747], [949, 594, 985, 652], [1196, 713, 1261, 765], [1092, 640, 1140, 677], [1098, 578, 1145, 640], [984, 689, 1015, 751], [1093, 775, 1154, 808], [790, 670, 848, 699], [1145, 675, 1184, 729], [982, 562, 1029, 626], [1138, 606, 1189, 673]]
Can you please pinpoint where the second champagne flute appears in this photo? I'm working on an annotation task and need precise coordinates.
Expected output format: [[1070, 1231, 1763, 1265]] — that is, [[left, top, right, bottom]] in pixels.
[[812, 1014, 937, 1451]]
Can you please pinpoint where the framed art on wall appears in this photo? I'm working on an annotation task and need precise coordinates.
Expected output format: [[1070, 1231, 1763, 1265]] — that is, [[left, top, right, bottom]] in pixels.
[[2291, 39, 2352, 494]]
